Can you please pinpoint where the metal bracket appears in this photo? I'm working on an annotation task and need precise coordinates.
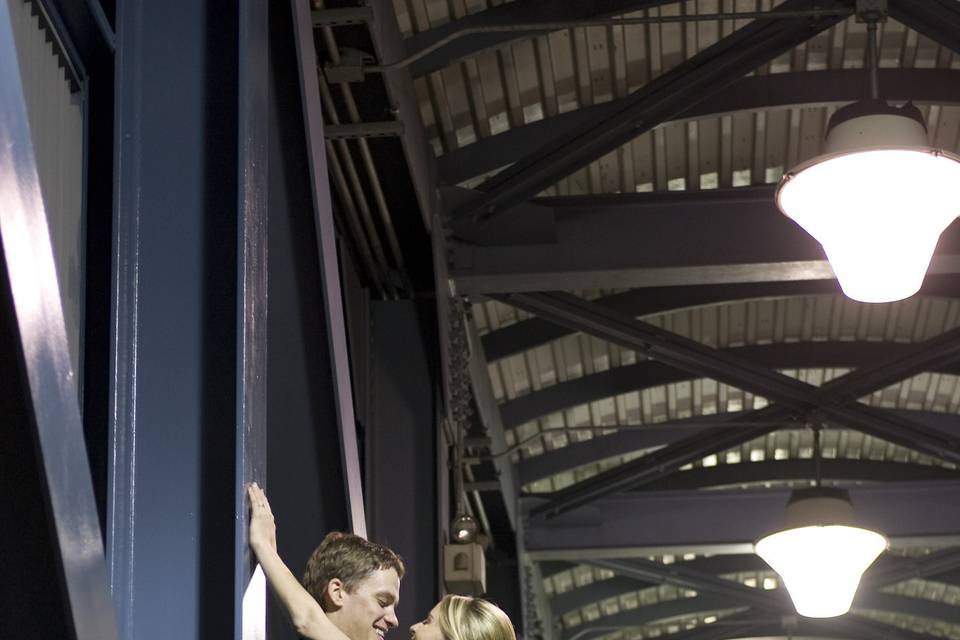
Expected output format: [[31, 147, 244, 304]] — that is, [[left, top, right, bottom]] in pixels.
[[311, 7, 373, 27], [855, 0, 888, 22], [323, 48, 376, 83]]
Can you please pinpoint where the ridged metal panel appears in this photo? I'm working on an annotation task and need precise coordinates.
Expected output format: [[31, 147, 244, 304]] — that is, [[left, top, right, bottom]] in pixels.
[[394, 1, 960, 193], [472, 294, 960, 492], [394, 0, 960, 635], [552, 556, 958, 637], [9, 0, 84, 382]]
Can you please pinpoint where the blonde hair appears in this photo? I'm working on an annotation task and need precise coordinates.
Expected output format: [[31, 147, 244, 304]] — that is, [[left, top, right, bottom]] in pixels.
[[436, 595, 516, 640]]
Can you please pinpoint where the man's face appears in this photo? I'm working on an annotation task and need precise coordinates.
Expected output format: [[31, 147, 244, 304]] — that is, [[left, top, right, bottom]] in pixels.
[[338, 568, 401, 640]]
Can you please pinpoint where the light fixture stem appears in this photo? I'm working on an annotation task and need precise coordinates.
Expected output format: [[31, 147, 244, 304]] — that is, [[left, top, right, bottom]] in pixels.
[[866, 19, 879, 99], [812, 426, 823, 487]]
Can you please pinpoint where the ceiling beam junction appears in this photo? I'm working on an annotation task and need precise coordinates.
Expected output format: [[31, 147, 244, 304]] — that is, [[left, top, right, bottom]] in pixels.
[[450, 0, 852, 227], [492, 292, 960, 518]]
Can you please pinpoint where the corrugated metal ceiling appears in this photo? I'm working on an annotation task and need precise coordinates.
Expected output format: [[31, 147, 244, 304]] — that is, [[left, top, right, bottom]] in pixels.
[[383, 0, 960, 637]]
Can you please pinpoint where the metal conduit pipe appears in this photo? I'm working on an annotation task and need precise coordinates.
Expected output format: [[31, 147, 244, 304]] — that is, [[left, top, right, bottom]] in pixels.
[[325, 138, 388, 298], [463, 463, 494, 544], [318, 24, 411, 292], [316, 76, 398, 298]]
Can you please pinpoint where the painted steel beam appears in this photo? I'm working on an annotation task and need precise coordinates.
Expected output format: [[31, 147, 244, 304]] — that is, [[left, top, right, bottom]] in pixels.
[[440, 69, 960, 185], [403, 0, 676, 77], [617, 614, 762, 640], [236, 0, 270, 637], [500, 341, 955, 430], [551, 576, 659, 614], [862, 547, 960, 591], [551, 551, 960, 615], [293, 0, 367, 536], [522, 481, 960, 557], [637, 459, 960, 491], [550, 555, 768, 614], [589, 558, 960, 627], [498, 293, 960, 517], [451, 0, 851, 225], [452, 190, 960, 294], [521, 411, 960, 485], [560, 594, 737, 640], [889, 0, 960, 56], [0, 4, 118, 637], [482, 282, 843, 362], [591, 558, 791, 611], [562, 592, 956, 640], [481, 280, 960, 362]]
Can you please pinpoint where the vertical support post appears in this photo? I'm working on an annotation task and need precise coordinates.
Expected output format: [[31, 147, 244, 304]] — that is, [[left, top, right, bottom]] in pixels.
[[109, 1, 240, 638], [290, 0, 366, 536], [236, 0, 269, 638], [0, 3, 118, 638]]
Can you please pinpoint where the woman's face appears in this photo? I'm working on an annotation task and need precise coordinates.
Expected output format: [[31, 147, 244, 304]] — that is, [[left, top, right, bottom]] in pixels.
[[409, 603, 444, 640]]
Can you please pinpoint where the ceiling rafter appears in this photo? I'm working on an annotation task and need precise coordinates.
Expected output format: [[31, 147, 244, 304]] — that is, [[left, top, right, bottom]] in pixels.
[[522, 482, 960, 554], [439, 68, 960, 185], [888, 0, 960, 56], [492, 293, 960, 518], [570, 557, 960, 640], [452, 189, 960, 294], [518, 411, 960, 486], [551, 550, 960, 615], [481, 282, 850, 362], [481, 285, 960, 362], [402, 0, 678, 77], [635, 459, 960, 491], [560, 593, 737, 640], [499, 341, 958, 430], [450, 0, 852, 227]]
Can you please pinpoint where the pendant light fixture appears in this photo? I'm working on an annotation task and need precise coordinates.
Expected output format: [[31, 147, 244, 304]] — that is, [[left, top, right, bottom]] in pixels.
[[775, 6, 960, 303], [754, 428, 887, 618]]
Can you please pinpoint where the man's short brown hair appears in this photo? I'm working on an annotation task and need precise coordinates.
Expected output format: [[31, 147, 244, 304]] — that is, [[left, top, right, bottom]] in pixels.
[[303, 532, 405, 609]]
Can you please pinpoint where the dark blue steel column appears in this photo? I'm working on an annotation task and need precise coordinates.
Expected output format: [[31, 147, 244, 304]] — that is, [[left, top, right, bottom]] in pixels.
[[109, 1, 240, 639], [236, 0, 269, 637]]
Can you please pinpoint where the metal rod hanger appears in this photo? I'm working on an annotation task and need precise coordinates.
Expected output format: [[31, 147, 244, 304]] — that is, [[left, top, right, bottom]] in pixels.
[[812, 424, 823, 487], [364, 8, 853, 73], [866, 18, 880, 99]]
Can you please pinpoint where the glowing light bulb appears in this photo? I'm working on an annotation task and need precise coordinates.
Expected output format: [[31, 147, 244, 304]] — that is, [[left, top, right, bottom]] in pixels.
[[755, 489, 887, 618], [776, 105, 960, 303]]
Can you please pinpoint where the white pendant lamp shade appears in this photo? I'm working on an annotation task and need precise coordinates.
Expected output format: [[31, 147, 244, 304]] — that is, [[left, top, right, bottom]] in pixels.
[[776, 102, 960, 303], [754, 489, 887, 618]]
